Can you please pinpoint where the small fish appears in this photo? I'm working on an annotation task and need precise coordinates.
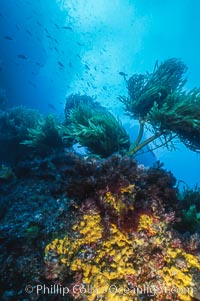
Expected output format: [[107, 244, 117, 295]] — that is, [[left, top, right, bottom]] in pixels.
[[17, 54, 28, 60], [54, 23, 60, 29], [3, 35, 14, 40], [58, 61, 64, 68], [46, 34, 53, 40], [84, 64, 90, 70], [26, 30, 32, 36], [54, 46, 59, 52], [103, 86, 107, 91], [48, 103, 56, 111], [119, 71, 128, 80], [62, 26, 73, 30], [90, 74, 95, 81], [35, 62, 43, 67], [77, 42, 83, 46], [44, 27, 49, 34], [54, 38, 58, 44], [119, 71, 128, 77], [37, 21, 43, 27], [101, 47, 106, 53]]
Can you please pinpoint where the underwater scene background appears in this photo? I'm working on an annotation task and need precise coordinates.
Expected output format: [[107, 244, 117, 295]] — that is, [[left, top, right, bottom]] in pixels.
[[0, 0, 200, 300]]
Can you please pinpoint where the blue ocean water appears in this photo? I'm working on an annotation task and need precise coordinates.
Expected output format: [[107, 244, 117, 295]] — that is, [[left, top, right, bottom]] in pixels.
[[0, 0, 200, 186]]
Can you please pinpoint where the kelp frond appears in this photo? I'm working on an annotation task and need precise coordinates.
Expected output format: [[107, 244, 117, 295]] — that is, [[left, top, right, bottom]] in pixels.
[[0, 106, 41, 141], [66, 102, 130, 157], [148, 88, 200, 152], [120, 58, 200, 154], [64, 94, 102, 123], [22, 115, 68, 155], [119, 58, 187, 119]]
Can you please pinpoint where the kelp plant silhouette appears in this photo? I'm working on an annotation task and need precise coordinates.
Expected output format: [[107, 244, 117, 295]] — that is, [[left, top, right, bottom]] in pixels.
[[119, 58, 200, 156]]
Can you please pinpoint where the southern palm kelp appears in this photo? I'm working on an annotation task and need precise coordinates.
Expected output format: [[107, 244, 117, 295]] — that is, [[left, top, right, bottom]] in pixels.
[[65, 100, 130, 157], [148, 88, 200, 152], [119, 58, 200, 155], [0, 106, 41, 141], [64, 93, 102, 124], [0, 106, 41, 162], [177, 187, 200, 234], [22, 115, 70, 156], [120, 58, 187, 119], [0, 164, 15, 182]]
